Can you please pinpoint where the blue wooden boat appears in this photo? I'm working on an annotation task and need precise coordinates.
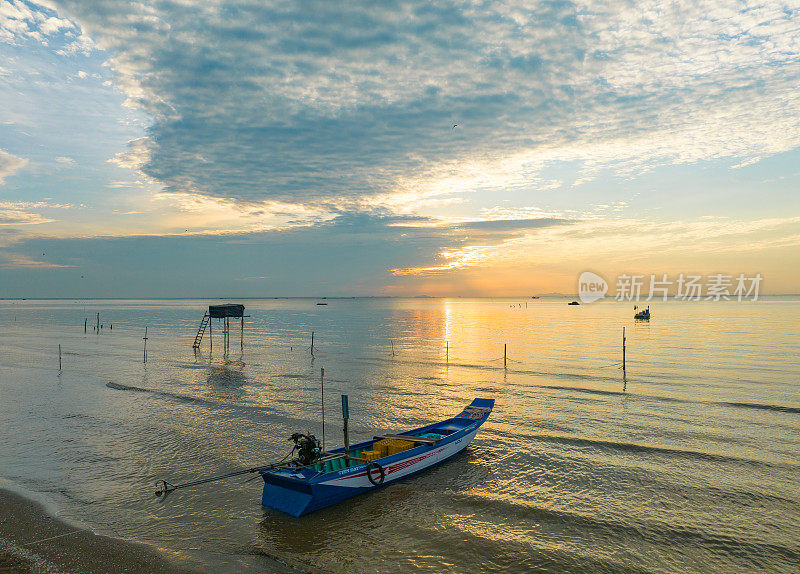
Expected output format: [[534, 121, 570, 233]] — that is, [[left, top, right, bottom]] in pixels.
[[259, 398, 494, 516]]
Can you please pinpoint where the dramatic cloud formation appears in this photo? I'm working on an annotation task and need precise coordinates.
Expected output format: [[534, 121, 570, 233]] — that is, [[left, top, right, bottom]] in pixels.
[[1, 1, 799, 295], [49, 0, 800, 208]]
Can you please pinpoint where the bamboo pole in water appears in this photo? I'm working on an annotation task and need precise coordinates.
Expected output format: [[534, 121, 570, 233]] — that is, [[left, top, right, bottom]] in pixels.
[[622, 327, 626, 373]]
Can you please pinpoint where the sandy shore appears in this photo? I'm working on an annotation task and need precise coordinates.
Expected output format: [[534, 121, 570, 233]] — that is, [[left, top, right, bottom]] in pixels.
[[0, 488, 203, 574]]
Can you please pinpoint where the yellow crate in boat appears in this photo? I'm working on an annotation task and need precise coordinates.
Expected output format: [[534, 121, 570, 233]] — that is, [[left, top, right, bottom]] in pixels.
[[388, 443, 412, 455], [374, 438, 414, 456], [360, 450, 382, 461]]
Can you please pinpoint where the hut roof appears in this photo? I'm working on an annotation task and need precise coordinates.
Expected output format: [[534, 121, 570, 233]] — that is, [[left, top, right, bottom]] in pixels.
[[208, 304, 245, 318]]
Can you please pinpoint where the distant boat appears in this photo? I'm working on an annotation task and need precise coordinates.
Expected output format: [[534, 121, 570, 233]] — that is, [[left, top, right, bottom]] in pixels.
[[531, 296, 540, 299], [316, 302, 328, 305], [568, 301, 580, 305], [260, 399, 494, 516], [634, 305, 650, 320]]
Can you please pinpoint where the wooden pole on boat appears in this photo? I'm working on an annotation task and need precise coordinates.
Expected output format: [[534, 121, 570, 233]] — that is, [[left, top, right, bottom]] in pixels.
[[155, 459, 296, 497], [320, 367, 325, 451], [622, 327, 626, 373], [96, 312, 100, 334], [341, 394, 350, 467], [143, 326, 148, 363], [84, 318, 87, 333]]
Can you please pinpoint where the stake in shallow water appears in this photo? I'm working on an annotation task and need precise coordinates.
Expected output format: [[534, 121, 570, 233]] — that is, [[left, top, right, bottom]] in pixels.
[[622, 327, 626, 372]]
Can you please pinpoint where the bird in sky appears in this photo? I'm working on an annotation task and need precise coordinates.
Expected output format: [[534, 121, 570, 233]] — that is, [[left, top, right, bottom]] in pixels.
[[452, 124, 458, 129]]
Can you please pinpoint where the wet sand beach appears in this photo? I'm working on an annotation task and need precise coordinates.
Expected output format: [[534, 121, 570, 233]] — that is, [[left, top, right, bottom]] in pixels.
[[0, 488, 206, 574]]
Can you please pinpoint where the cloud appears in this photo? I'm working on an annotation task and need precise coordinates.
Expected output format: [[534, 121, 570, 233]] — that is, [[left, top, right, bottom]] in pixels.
[[45, 0, 800, 210], [447, 218, 570, 232], [0, 149, 27, 183], [0, 251, 73, 267], [0, 209, 55, 225], [0, 201, 72, 230], [0, 0, 91, 53], [391, 215, 800, 276], [0, 200, 74, 209]]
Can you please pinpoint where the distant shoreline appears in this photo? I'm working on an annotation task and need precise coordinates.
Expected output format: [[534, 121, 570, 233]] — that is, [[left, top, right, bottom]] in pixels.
[[1, 294, 798, 301]]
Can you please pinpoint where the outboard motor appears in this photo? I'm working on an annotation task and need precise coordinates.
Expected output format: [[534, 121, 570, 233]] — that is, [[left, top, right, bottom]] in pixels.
[[290, 433, 321, 466]]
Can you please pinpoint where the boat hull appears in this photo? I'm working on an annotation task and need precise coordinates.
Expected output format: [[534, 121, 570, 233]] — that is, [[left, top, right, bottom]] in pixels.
[[261, 398, 493, 516]]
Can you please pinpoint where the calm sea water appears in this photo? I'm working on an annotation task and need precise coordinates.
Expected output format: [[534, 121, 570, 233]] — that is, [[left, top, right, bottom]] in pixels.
[[1, 298, 798, 573]]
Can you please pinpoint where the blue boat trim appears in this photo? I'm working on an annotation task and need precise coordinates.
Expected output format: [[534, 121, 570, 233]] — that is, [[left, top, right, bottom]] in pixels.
[[260, 398, 494, 516]]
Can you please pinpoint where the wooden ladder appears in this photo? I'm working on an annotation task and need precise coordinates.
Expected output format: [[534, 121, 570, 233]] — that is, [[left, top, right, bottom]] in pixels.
[[192, 313, 210, 349]]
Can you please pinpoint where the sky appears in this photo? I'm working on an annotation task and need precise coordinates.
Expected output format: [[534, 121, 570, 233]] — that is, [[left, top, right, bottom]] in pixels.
[[1, 0, 799, 298]]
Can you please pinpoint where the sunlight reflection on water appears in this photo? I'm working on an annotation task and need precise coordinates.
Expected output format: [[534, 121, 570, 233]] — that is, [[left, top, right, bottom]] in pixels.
[[1, 297, 799, 573]]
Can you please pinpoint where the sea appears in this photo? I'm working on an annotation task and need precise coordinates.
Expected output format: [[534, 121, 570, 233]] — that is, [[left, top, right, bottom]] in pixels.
[[1, 297, 798, 573]]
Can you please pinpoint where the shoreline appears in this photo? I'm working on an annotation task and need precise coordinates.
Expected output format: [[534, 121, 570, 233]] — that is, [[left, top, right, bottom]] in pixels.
[[0, 487, 205, 574]]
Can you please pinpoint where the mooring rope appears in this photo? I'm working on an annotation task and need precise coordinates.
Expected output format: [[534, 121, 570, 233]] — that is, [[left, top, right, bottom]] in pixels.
[[20, 530, 81, 547]]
